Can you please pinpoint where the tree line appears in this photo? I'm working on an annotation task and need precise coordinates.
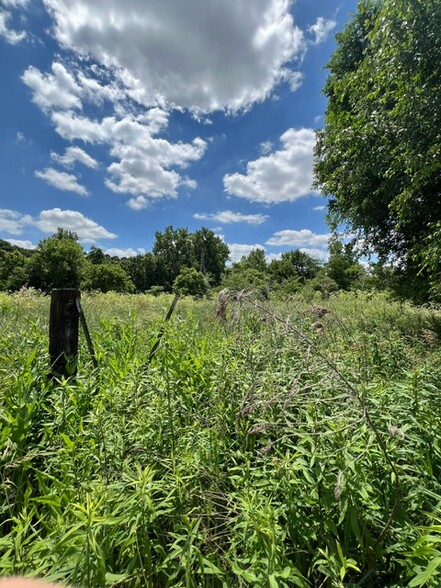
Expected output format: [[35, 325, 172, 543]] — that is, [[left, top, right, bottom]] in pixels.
[[0, 225, 399, 298]]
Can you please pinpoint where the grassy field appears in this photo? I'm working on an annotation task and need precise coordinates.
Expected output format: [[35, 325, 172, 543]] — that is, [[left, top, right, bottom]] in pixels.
[[1, 289, 441, 587]]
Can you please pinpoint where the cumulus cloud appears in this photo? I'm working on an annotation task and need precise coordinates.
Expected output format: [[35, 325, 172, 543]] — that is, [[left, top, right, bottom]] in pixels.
[[127, 196, 148, 211], [104, 247, 145, 258], [224, 128, 317, 203], [0, 209, 32, 234], [194, 210, 269, 225], [35, 167, 89, 195], [22, 63, 82, 111], [35, 208, 117, 241], [42, 0, 305, 112], [308, 17, 336, 45], [266, 229, 330, 248], [0, 207, 116, 243], [51, 146, 99, 169], [5, 238, 35, 249], [0, 1, 28, 44], [49, 109, 207, 201], [227, 243, 266, 264], [299, 247, 328, 261]]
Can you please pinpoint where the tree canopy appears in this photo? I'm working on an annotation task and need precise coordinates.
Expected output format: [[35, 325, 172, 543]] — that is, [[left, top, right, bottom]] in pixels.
[[314, 0, 441, 299]]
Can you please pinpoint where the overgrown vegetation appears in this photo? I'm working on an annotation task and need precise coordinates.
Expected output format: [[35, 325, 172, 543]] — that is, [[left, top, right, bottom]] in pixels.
[[1, 289, 441, 586]]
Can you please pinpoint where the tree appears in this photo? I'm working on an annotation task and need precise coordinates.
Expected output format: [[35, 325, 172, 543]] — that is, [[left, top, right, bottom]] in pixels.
[[87, 263, 135, 293], [87, 246, 107, 265], [314, 0, 441, 300], [0, 249, 29, 291], [28, 229, 87, 291], [326, 241, 365, 291], [120, 253, 157, 292], [192, 227, 229, 285], [173, 267, 209, 297], [153, 226, 195, 291], [268, 250, 321, 283]]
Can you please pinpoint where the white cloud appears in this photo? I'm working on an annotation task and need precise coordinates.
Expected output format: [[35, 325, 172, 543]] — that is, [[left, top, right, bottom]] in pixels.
[[127, 196, 148, 211], [5, 238, 35, 249], [15, 131, 25, 142], [313, 205, 325, 211], [35, 167, 89, 195], [308, 17, 336, 45], [224, 128, 317, 203], [194, 210, 269, 225], [227, 243, 266, 264], [50, 109, 207, 201], [0, 207, 116, 243], [22, 63, 82, 111], [266, 229, 330, 248], [42, 0, 305, 113], [299, 247, 329, 261], [0, 2, 28, 44], [35, 208, 117, 242], [0, 209, 32, 235], [104, 247, 145, 258], [51, 146, 99, 169], [259, 141, 273, 155]]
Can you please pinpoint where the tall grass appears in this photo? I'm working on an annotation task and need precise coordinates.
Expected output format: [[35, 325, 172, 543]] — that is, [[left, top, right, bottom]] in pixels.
[[1, 289, 441, 586]]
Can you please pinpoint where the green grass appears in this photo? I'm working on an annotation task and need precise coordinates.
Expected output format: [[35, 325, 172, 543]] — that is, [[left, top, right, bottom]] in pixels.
[[1, 289, 441, 587]]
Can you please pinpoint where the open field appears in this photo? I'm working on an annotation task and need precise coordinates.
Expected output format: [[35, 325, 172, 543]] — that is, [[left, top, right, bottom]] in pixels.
[[1, 290, 441, 587]]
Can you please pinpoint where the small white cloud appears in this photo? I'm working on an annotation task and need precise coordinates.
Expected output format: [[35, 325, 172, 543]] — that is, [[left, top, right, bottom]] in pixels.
[[51, 146, 99, 169], [35, 208, 117, 242], [127, 196, 148, 211], [313, 205, 325, 211], [15, 131, 25, 142], [0, 4, 27, 44], [22, 63, 82, 111], [194, 210, 269, 225], [308, 17, 336, 45], [281, 70, 303, 91], [104, 247, 145, 258], [0, 209, 32, 235], [300, 248, 328, 261], [35, 167, 89, 195], [5, 238, 35, 249], [227, 243, 266, 264], [224, 128, 317, 204], [259, 141, 273, 155], [266, 229, 330, 248]]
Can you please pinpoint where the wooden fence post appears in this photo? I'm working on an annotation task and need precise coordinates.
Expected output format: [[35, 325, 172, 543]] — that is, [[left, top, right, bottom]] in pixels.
[[49, 288, 80, 378]]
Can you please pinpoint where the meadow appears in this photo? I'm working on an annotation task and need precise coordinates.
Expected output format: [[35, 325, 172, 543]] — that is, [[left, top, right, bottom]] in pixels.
[[1, 289, 441, 587]]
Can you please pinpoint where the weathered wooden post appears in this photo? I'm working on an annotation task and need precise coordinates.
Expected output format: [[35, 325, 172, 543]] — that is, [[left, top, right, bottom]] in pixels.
[[49, 288, 80, 378]]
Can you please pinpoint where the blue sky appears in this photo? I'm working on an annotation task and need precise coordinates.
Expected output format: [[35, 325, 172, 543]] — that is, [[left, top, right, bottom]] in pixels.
[[0, 0, 357, 262]]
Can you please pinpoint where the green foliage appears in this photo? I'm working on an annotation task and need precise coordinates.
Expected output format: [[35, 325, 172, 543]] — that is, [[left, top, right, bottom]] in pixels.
[[173, 267, 209, 297], [28, 229, 87, 291], [0, 291, 441, 586], [268, 250, 322, 292], [0, 249, 30, 291], [315, 0, 441, 300], [326, 241, 365, 290], [192, 227, 230, 285], [120, 253, 157, 293], [86, 263, 135, 293]]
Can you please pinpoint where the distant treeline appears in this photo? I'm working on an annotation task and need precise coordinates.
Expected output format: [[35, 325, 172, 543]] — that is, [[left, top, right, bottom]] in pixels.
[[0, 225, 423, 299]]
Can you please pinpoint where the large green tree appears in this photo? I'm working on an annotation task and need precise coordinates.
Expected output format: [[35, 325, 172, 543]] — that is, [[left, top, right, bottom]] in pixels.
[[314, 0, 441, 299], [153, 226, 195, 291], [28, 229, 87, 291], [192, 227, 229, 286]]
